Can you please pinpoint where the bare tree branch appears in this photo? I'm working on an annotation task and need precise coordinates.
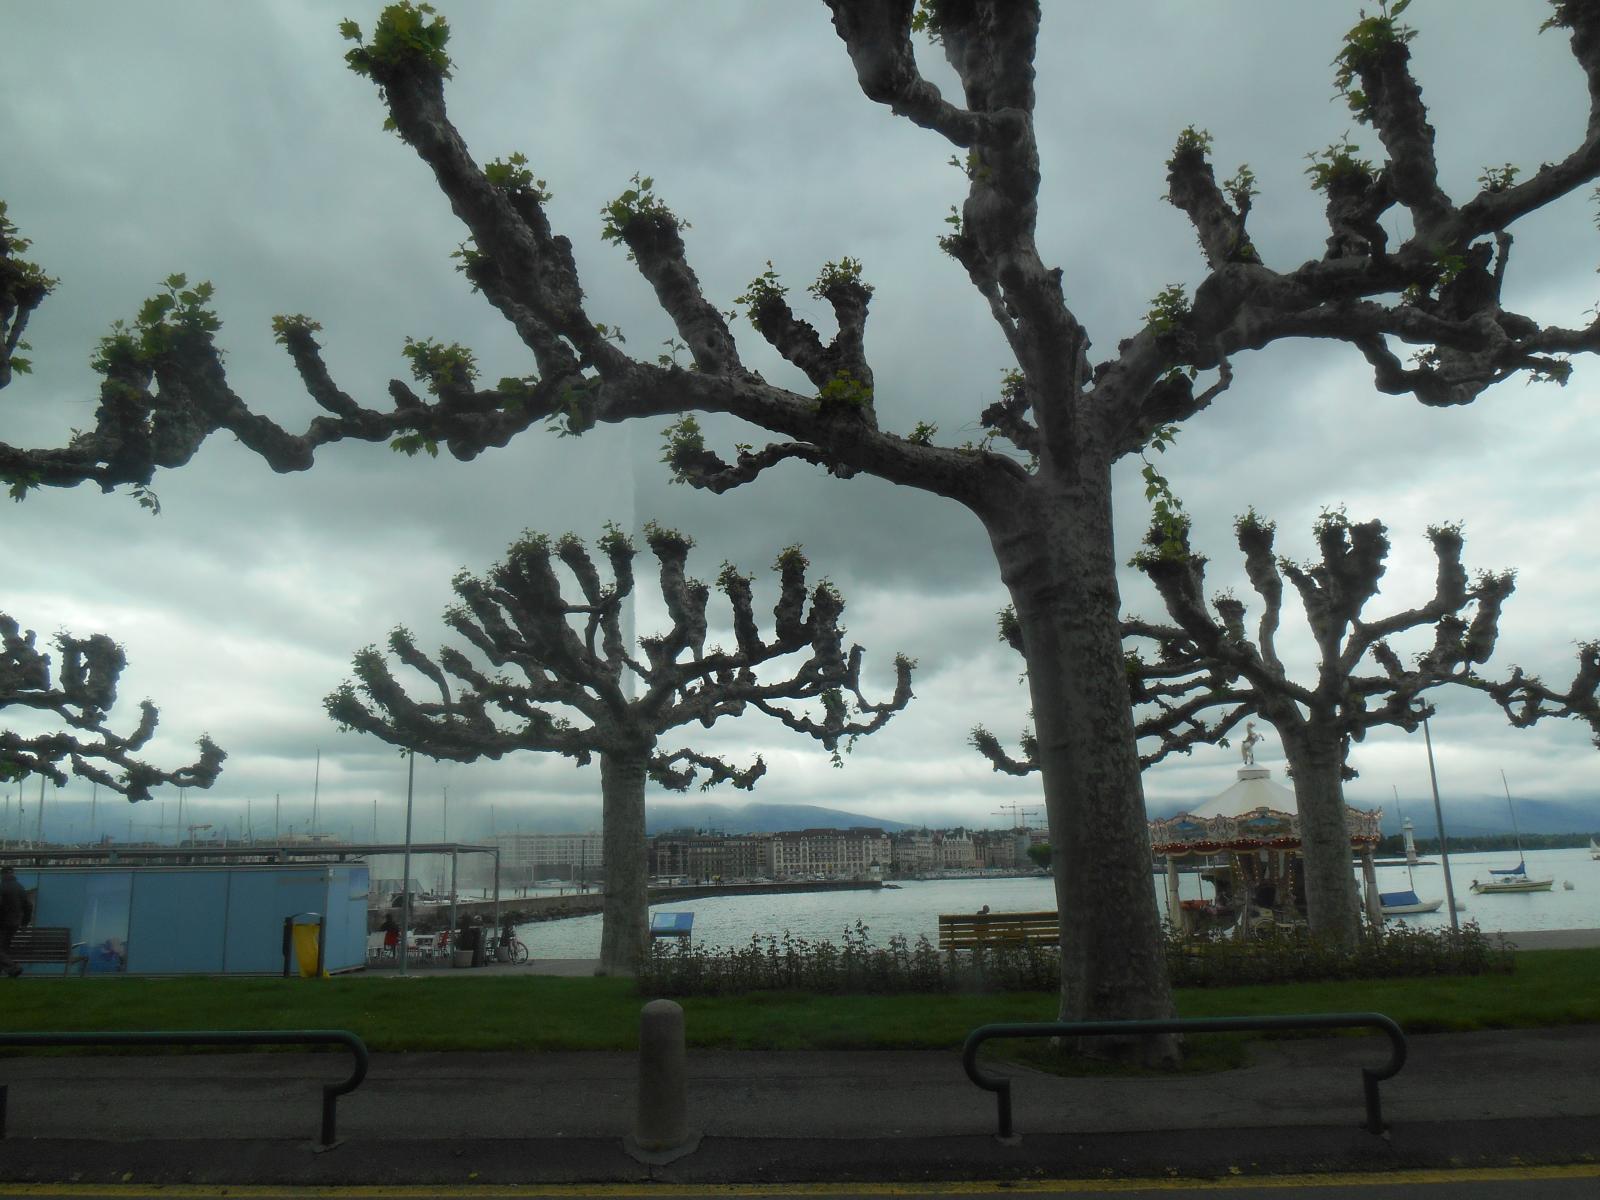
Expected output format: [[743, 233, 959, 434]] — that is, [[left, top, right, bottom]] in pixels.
[[0, 614, 225, 802], [1463, 640, 1600, 748]]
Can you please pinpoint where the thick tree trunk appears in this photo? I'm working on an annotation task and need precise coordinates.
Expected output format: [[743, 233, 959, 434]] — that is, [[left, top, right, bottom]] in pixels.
[[989, 467, 1178, 1063], [1279, 727, 1362, 949], [598, 749, 650, 975]]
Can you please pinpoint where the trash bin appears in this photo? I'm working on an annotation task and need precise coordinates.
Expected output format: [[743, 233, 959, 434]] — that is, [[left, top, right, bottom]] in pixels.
[[285, 913, 325, 978]]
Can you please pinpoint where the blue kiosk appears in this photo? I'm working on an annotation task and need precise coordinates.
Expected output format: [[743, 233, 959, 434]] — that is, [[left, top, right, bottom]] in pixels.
[[8, 862, 370, 975]]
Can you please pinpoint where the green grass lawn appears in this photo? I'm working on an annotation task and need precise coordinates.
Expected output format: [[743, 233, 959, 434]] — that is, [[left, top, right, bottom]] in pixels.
[[1174, 949, 1600, 1032], [2, 949, 1595, 1053]]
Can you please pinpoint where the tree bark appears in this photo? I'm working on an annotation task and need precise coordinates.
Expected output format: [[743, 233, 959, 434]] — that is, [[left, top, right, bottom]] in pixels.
[[989, 466, 1178, 1063], [598, 748, 650, 975], [1278, 725, 1362, 950]]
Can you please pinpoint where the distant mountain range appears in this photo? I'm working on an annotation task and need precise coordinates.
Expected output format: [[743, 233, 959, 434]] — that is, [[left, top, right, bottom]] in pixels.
[[1368, 794, 1599, 838], [498, 801, 919, 836], [645, 802, 918, 835], [500, 794, 1595, 839]]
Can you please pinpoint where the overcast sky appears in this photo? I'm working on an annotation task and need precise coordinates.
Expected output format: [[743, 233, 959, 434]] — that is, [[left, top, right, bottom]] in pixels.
[[3, 1, 1597, 845]]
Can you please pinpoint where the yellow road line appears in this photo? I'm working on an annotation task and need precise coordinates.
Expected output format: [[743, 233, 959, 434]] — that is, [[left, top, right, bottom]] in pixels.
[[4, 1162, 1599, 1197]]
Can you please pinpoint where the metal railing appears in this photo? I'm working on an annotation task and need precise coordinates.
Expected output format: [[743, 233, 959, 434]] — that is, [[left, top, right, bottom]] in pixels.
[[963, 1012, 1407, 1139], [0, 1029, 369, 1147]]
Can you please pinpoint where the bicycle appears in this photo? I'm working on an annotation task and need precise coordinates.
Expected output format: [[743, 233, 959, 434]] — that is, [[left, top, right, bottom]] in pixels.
[[484, 934, 529, 964]]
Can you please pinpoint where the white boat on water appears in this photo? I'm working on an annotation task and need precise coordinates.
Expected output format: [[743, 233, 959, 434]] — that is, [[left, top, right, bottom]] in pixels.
[[1590, 837, 1599, 861], [1379, 887, 1444, 916], [1470, 864, 1554, 894], [1471, 772, 1556, 894]]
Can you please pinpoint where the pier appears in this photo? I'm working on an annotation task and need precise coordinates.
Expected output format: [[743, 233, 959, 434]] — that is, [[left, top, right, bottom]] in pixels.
[[373, 878, 885, 928]]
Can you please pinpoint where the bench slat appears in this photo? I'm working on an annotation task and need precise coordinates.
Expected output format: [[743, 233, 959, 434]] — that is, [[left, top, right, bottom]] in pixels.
[[6, 926, 85, 975]]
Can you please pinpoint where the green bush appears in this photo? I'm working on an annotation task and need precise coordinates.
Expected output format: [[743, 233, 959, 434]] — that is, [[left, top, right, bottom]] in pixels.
[[640, 922, 1056, 996], [1165, 920, 1513, 988], [638, 920, 1513, 996]]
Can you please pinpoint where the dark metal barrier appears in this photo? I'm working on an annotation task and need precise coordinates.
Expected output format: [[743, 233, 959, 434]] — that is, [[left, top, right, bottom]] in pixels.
[[963, 1012, 1407, 1139], [0, 1029, 368, 1147]]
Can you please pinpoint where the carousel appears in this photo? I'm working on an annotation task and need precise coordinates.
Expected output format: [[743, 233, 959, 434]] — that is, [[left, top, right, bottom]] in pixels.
[[1148, 725, 1385, 937]]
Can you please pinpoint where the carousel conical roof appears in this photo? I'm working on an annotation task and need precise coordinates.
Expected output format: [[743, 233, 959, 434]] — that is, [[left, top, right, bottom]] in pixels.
[[1188, 765, 1296, 818], [1148, 762, 1383, 854]]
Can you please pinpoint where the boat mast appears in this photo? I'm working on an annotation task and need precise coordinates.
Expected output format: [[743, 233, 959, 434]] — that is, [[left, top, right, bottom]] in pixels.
[[1499, 769, 1527, 869]]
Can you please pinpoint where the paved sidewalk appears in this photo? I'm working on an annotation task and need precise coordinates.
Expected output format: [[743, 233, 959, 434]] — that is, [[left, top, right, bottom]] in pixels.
[[1, 1025, 1597, 1186]]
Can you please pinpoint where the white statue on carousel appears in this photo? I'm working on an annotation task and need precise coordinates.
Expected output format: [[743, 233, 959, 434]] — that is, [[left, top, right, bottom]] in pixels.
[[1240, 720, 1267, 766]]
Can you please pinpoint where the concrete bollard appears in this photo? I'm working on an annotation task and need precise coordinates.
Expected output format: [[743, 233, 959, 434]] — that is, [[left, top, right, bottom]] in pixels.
[[624, 998, 702, 1164]]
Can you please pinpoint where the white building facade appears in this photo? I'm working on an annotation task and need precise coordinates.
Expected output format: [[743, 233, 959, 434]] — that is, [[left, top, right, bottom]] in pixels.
[[493, 831, 604, 877], [766, 827, 891, 879]]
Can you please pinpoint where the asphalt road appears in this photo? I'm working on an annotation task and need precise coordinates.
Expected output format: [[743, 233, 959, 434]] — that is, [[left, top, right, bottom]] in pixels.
[[7, 1167, 1600, 1198], [0, 1028, 1597, 1187]]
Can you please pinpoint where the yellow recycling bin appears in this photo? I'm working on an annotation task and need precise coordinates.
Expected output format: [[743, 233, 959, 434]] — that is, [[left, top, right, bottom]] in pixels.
[[286, 913, 326, 978]]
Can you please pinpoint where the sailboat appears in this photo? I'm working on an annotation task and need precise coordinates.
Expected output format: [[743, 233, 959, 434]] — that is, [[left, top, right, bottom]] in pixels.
[[1380, 811, 1443, 916], [1590, 837, 1599, 861], [1470, 772, 1555, 894]]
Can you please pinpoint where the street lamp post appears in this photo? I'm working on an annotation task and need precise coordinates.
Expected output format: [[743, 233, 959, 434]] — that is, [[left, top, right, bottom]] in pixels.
[[1421, 716, 1461, 934], [399, 751, 417, 977]]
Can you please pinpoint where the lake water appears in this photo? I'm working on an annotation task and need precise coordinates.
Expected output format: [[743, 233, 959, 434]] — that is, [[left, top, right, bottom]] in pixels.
[[511, 847, 1600, 956]]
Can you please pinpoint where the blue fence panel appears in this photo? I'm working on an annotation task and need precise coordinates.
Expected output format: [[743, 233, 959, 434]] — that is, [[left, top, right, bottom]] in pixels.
[[318, 865, 369, 972], [125, 871, 229, 973], [222, 869, 330, 973], [80, 872, 133, 972]]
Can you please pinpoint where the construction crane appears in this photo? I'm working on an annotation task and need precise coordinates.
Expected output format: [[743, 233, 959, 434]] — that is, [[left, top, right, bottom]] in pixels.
[[992, 803, 1042, 829]]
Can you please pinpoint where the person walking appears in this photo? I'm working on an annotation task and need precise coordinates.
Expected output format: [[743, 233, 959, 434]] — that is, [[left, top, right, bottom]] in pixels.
[[1, 865, 34, 978]]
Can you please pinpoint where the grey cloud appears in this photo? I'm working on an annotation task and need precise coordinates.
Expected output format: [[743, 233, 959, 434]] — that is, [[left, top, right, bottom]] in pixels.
[[2, 2, 1596, 838]]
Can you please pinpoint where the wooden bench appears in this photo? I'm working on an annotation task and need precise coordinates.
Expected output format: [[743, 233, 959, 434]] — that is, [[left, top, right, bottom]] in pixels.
[[6, 927, 87, 975], [937, 910, 1058, 952]]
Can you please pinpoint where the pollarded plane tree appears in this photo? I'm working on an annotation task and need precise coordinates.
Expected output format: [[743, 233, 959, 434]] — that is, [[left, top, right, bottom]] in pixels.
[[325, 524, 912, 975], [975, 509, 1548, 947], [1, 615, 225, 806], [7, 3, 1600, 1047], [1127, 511, 1528, 946]]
